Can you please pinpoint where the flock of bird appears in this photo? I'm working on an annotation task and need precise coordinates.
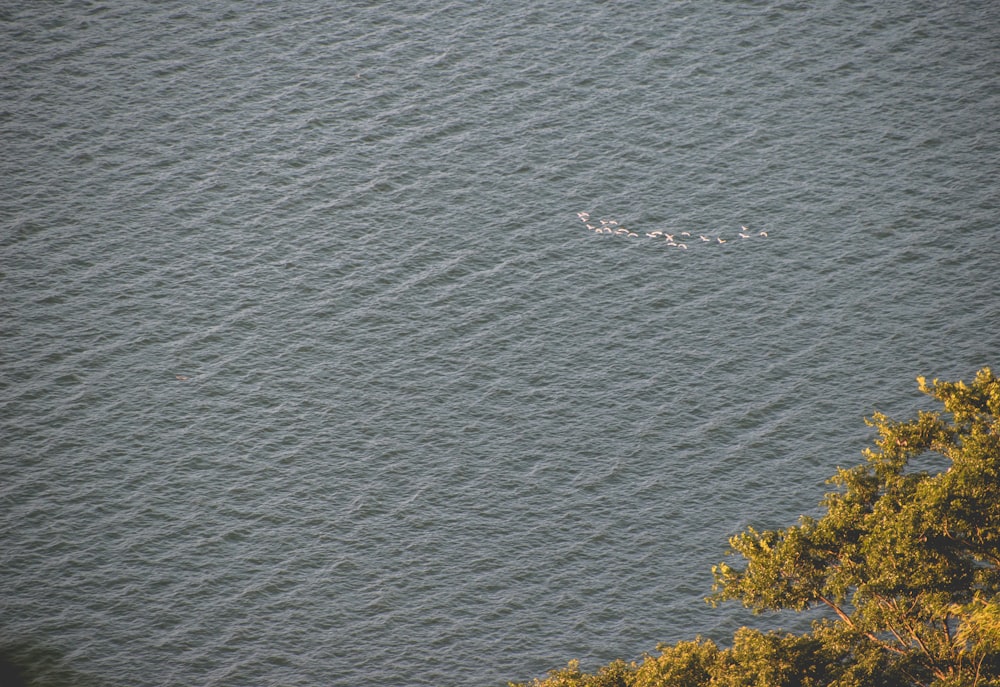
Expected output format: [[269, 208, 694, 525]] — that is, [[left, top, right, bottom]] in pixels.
[[575, 211, 768, 249]]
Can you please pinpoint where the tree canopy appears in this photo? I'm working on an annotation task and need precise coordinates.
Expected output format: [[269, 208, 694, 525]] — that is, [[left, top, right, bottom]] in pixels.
[[511, 368, 1000, 687]]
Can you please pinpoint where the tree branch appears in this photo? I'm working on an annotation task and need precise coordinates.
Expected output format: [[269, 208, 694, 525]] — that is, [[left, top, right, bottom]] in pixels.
[[816, 594, 853, 626], [816, 594, 910, 656]]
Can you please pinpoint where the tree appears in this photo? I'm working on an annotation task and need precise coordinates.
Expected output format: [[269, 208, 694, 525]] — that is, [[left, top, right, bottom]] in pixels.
[[711, 367, 1000, 685], [511, 369, 1000, 687], [513, 658, 636, 687]]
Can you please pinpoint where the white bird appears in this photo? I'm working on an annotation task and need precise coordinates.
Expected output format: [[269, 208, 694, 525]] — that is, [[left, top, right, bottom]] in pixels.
[[586, 224, 596, 230], [676, 243, 688, 249], [664, 234, 675, 242], [680, 231, 691, 237], [759, 231, 768, 237], [699, 235, 710, 242], [741, 225, 749, 232], [666, 241, 677, 247], [648, 230, 663, 238], [627, 232, 638, 238], [739, 232, 750, 239], [717, 237, 727, 244], [578, 212, 590, 220]]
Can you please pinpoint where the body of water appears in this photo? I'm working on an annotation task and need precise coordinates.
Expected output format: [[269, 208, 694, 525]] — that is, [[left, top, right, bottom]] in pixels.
[[2, 2, 999, 685]]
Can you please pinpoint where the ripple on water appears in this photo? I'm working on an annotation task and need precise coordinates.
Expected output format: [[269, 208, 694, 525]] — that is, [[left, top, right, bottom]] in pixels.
[[3, 1, 1000, 686]]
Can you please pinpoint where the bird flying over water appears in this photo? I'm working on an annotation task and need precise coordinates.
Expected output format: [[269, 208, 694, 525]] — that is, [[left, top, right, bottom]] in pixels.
[[572, 213, 771, 251]]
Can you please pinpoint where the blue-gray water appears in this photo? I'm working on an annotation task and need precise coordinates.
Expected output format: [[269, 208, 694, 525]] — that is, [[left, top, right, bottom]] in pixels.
[[2, 2, 999, 685]]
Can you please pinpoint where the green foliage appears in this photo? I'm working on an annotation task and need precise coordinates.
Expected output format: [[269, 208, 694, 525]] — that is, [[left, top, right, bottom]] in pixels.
[[508, 658, 636, 687], [711, 367, 1000, 685], [512, 369, 1000, 687], [632, 637, 720, 687]]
